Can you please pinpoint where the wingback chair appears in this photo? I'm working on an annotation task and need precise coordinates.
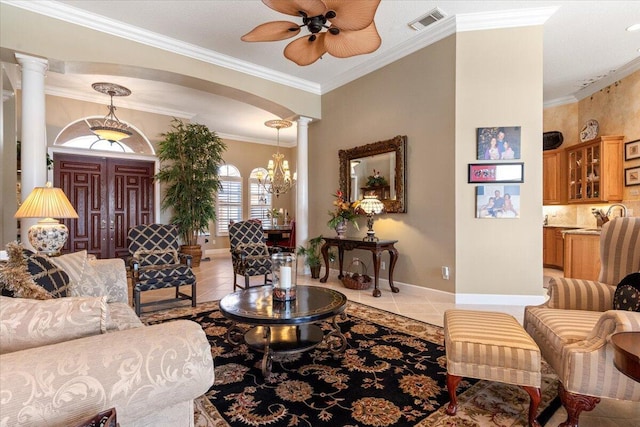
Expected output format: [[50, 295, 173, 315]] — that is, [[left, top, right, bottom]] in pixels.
[[229, 220, 273, 290], [128, 224, 197, 315], [524, 217, 640, 427]]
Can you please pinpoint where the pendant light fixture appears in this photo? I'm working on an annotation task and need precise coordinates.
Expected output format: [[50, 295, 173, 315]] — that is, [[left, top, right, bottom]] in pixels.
[[257, 119, 295, 198], [87, 82, 132, 142]]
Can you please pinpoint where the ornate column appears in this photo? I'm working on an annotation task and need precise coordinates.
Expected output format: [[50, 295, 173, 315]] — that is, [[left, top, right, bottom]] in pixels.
[[295, 116, 312, 251], [15, 53, 48, 249]]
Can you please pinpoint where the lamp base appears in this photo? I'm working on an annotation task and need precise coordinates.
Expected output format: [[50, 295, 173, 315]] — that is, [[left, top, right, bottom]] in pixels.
[[27, 218, 69, 256], [363, 230, 379, 242]]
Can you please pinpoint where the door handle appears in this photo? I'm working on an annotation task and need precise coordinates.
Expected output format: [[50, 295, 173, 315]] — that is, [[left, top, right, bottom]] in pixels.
[[110, 219, 115, 230], [100, 219, 107, 229]]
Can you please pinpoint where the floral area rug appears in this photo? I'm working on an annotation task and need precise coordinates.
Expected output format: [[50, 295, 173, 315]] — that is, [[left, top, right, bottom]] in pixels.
[[142, 301, 560, 427]]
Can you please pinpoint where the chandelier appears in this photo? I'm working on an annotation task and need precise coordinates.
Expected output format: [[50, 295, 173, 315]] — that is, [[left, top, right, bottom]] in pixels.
[[257, 119, 295, 198], [87, 82, 132, 142]]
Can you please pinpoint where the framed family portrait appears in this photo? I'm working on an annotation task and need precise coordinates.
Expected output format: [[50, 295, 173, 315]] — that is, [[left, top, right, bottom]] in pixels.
[[475, 184, 520, 219], [468, 162, 524, 183], [625, 139, 640, 161], [625, 167, 640, 186], [477, 126, 521, 160]]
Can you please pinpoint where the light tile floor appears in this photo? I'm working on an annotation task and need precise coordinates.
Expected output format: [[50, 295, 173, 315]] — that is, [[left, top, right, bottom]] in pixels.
[[141, 255, 639, 427]]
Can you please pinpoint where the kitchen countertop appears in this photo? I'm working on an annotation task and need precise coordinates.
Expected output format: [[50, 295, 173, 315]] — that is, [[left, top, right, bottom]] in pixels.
[[562, 228, 601, 235], [543, 225, 601, 235]]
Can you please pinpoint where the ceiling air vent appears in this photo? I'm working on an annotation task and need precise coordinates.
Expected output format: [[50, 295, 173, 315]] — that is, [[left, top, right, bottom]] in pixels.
[[409, 7, 446, 31]]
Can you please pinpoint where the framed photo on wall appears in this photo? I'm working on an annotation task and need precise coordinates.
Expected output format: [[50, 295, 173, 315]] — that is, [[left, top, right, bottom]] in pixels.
[[625, 167, 640, 186], [468, 162, 524, 183], [476, 126, 521, 160], [625, 139, 640, 161], [475, 184, 521, 218]]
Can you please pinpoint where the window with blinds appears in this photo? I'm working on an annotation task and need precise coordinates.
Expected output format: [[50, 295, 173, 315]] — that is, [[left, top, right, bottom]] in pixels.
[[249, 168, 271, 221], [216, 165, 242, 236]]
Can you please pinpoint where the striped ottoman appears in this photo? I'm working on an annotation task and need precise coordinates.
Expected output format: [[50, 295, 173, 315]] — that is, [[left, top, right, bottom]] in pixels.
[[444, 309, 542, 427]]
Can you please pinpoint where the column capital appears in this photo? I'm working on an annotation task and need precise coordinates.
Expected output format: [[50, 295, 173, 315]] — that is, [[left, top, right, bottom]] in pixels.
[[15, 53, 48, 75], [295, 116, 314, 127]]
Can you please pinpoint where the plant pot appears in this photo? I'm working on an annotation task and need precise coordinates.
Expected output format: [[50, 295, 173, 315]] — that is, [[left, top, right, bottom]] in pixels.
[[310, 265, 321, 279], [180, 244, 202, 267]]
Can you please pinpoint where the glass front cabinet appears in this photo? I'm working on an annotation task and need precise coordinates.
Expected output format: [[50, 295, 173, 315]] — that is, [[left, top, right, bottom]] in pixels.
[[566, 135, 623, 203]]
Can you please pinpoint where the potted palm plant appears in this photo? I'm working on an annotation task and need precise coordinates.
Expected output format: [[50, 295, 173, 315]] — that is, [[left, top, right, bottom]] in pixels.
[[297, 235, 325, 279], [155, 118, 227, 267]]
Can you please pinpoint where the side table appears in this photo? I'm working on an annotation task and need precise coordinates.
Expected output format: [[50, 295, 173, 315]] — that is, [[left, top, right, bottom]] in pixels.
[[611, 331, 640, 382], [320, 237, 399, 297]]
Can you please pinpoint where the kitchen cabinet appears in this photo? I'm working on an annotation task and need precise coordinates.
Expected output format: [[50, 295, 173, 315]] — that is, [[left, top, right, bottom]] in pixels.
[[567, 135, 623, 203], [543, 226, 569, 269], [543, 149, 567, 205], [563, 232, 601, 280]]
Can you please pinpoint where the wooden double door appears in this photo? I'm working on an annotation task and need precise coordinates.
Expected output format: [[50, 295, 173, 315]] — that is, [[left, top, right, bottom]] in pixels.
[[54, 154, 155, 259]]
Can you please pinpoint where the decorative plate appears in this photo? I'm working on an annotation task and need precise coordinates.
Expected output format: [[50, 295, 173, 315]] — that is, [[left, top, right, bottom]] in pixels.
[[580, 119, 599, 142]]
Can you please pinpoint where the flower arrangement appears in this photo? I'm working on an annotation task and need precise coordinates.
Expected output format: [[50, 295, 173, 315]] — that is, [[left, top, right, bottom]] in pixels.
[[366, 169, 388, 187], [266, 208, 281, 220], [327, 190, 360, 229]]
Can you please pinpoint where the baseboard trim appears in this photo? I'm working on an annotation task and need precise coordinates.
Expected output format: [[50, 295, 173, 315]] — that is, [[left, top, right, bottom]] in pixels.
[[455, 293, 547, 305]]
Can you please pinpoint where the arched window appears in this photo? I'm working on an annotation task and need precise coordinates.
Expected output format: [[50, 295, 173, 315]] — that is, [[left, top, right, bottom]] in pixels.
[[216, 164, 242, 236], [249, 168, 271, 221], [53, 117, 154, 154]]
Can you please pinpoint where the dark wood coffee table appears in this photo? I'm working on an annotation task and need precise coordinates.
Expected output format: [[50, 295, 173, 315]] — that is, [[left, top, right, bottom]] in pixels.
[[219, 285, 348, 377]]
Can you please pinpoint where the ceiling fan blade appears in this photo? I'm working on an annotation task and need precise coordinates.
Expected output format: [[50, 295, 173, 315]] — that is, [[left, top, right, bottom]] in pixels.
[[241, 21, 301, 42], [263, 0, 327, 18], [324, 22, 381, 58], [322, 0, 381, 31], [284, 33, 327, 66]]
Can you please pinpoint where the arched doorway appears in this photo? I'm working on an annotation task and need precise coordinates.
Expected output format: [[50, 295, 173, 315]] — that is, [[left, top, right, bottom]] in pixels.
[[53, 118, 157, 259]]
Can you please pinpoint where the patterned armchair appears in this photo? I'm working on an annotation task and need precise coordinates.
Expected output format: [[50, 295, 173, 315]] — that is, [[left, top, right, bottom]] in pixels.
[[524, 217, 640, 427], [128, 224, 196, 315], [229, 220, 274, 290]]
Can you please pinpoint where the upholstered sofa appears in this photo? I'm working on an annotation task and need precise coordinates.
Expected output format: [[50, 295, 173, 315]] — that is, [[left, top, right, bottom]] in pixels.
[[524, 217, 640, 427], [0, 251, 214, 427]]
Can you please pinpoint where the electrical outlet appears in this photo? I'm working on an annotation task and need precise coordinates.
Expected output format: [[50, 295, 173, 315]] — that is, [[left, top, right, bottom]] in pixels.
[[381, 261, 386, 270], [442, 266, 450, 280]]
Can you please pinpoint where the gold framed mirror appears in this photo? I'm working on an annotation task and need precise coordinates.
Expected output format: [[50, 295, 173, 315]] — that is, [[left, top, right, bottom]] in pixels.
[[339, 135, 407, 213]]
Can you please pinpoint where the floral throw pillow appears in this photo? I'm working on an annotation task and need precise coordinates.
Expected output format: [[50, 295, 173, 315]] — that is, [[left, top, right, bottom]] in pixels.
[[613, 272, 640, 312]]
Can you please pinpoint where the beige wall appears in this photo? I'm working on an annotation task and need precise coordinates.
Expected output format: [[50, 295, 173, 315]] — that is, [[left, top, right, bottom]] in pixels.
[[543, 70, 640, 224], [310, 25, 544, 300], [455, 27, 544, 298], [312, 35, 457, 293]]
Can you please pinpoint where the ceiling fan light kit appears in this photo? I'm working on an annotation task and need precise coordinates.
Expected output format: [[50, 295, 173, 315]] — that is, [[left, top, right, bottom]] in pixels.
[[242, 0, 382, 66]]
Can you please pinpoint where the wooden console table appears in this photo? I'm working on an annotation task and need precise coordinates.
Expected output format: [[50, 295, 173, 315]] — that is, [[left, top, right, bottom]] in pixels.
[[320, 237, 399, 297]]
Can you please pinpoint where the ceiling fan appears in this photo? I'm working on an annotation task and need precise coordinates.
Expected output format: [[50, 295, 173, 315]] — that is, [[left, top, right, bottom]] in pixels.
[[242, 0, 382, 66]]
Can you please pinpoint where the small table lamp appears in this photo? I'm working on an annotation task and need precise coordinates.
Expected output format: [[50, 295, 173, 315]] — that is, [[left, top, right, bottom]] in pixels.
[[14, 182, 79, 255], [359, 195, 384, 241]]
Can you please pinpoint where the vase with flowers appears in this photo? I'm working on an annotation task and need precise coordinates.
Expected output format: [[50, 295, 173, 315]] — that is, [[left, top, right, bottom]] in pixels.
[[327, 190, 360, 238]]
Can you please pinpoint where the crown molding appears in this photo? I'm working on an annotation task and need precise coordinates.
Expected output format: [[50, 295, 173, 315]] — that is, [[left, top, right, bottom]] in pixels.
[[455, 6, 559, 32], [6, 1, 562, 97], [322, 16, 457, 93], [3, 0, 322, 95], [543, 95, 578, 109], [322, 7, 559, 93], [43, 86, 196, 119], [217, 132, 296, 148], [573, 56, 640, 101]]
